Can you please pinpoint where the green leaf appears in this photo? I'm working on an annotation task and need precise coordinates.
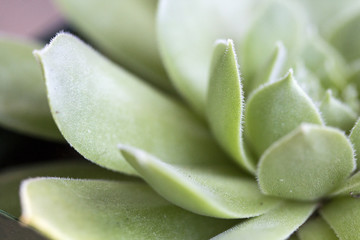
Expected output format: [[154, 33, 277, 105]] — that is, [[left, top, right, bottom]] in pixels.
[[35, 33, 228, 176], [0, 36, 61, 140], [119, 145, 281, 219], [319, 90, 357, 132], [327, 4, 360, 63], [207, 39, 255, 173], [350, 118, 360, 168], [0, 160, 134, 217], [21, 178, 237, 240], [53, 0, 172, 91], [157, 0, 266, 114], [330, 170, 360, 197], [258, 124, 355, 201], [321, 197, 360, 240], [245, 70, 323, 157], [297, 217, 338, 240], [0, 211, 46, 240], [248, 41, 287, 95], [241, 0, 306, 80], [211, 201, 316, 240]]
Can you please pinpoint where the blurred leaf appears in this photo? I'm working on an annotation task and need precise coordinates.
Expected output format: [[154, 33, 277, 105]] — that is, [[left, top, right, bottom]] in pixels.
[[35, 33, 228, 176], [245, 71, 323, 157], [212, 201, 315, 240], [321, 197, 360, 240], [0, 36, 61, 140], [297, 217, 338, 240], [319, 90, 357, 131], [258, 124, 355, 200], [120, 145, 281, 219], [0, 160, 134, 217], [53, 0, 173, 92], [21, 178, 237, 240], [207, 39, 255, 173]]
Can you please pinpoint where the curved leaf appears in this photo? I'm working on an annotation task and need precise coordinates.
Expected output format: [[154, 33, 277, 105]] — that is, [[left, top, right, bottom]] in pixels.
[[53, 0, 172, 91], [21, 178, 237, 240], [35, 33, 227, 176], [258, 124, 355, 201], [0, 36, 61, 140], [330, 170, 360, 197], [207, 39, 255, 173], [349, 118, 360, 168], [319, 90, 357, 132], [119, 145, 281, 219], [245, 71, 323, 157], [0, 160, 133, 217], [212, 201, 316, 240], [297, 217, 338, 240], [321, 197, 360, 240]]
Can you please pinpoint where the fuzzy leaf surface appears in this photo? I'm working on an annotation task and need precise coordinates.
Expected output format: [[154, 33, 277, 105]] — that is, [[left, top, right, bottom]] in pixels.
[[258, 124, 355, 200], [21, 178, 237, 240], [120, 145, 281, 219], [297, 217, 338, 240], [245, 71, 323, 157], [212, 201, 316, 240], [53, 0, 172, 91], [35, 33, 227, 176], [207, 39, 255, 173]]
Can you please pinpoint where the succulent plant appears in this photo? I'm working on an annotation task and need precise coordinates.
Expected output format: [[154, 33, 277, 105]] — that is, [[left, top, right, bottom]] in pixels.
[[1, 0, 360, 239]]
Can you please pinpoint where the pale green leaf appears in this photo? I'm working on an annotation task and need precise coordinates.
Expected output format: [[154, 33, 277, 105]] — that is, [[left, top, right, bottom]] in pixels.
[[0, 211, 46, 240], [327, 3, 360, 63], [301, 32, 349, 90], [330, 170, 360, 197], [350, 118, 360, 167], [297, 217, 338, 240], [157, 0, 267, 114], [212, 201, 316, 240], [119, 145, 281, 219], [319, 90, 357, 131], [241, 0, 306, 81], [21, 178, 237, 240], [0, 160, 134, 217], [258, 124, 355, 201], [207, 39, 255, 173], [248, 41, 287, 95], [0, 36, 61, 140], [35, 33, 228, 176], [245, 71, 323, 157], [53, 0, 172, 91], [321, 197, 360, 240], [293, 61, 325, 103]]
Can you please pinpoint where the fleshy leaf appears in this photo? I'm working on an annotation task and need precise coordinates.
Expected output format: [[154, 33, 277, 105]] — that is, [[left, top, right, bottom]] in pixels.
[[211, 201, 316, 240], [0, 211, 46, 240], [157, 0, 301, 115], [21, 178, 237, 240], [0, 160, 134, 217], [53, 0, 172, 91], [241, 0, 306, 80], [321, 197, 360, 240], [350, 118, 360, 167], [330, 170, 360, 197], [0, 36, 61, 140], [327, 4, 360, 63], [207, 39, 255, 173], [319, 90, 357, 132], [119, 145, 281, 219], [245, 71, 323, 157], [258, 124, 355, 201], [35, 33, 228, 176], [297, 217, 338, 240], [248, 41, 287, 95]]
